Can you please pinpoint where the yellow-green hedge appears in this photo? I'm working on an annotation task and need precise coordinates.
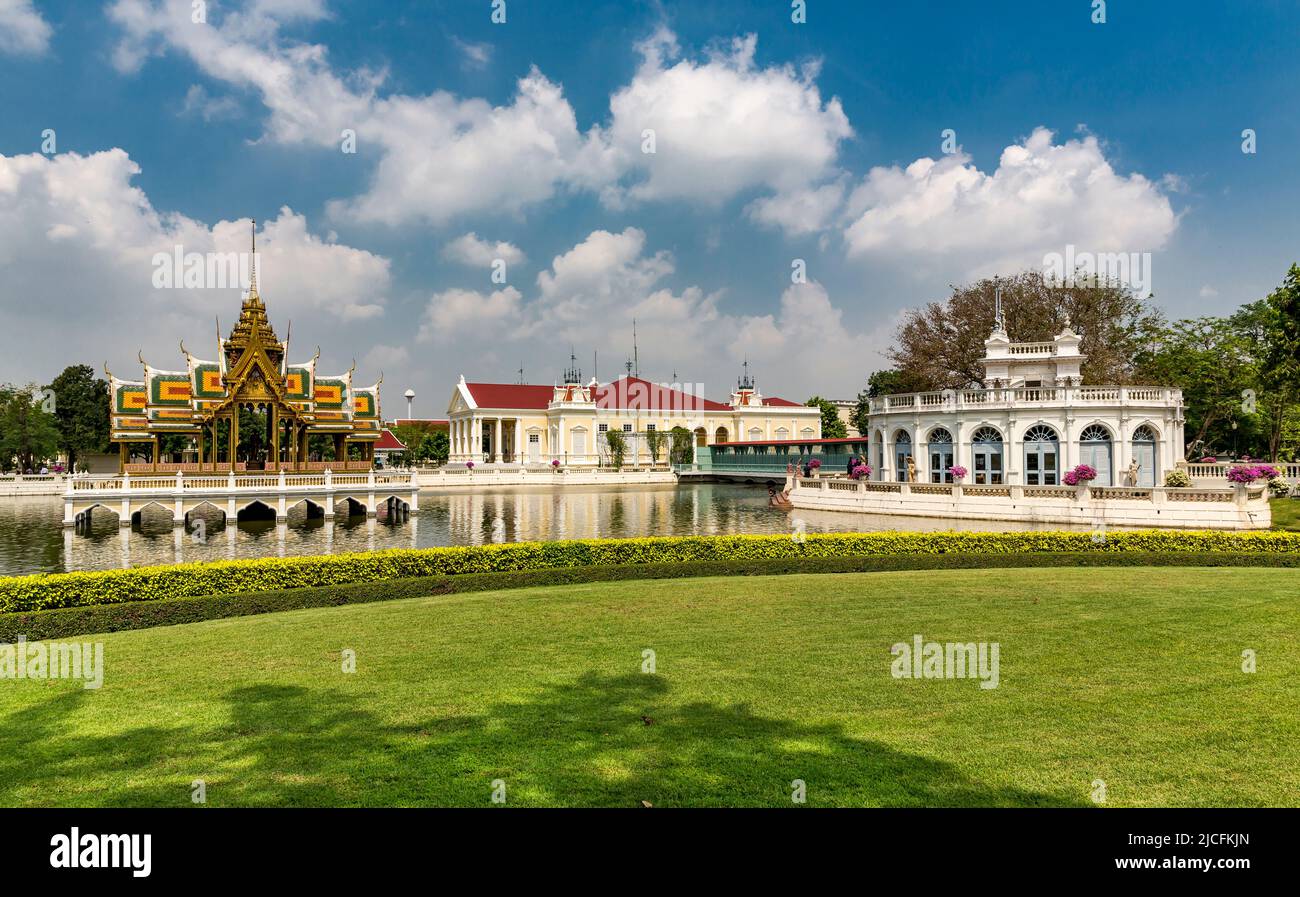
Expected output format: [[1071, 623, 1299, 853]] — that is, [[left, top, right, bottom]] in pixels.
[[3, 530, 1299, 614]]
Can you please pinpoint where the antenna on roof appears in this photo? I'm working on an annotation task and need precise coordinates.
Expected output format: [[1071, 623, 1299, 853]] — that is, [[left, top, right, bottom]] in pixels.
[[517, 363, 524, 385], [632, 318, 639, 379]]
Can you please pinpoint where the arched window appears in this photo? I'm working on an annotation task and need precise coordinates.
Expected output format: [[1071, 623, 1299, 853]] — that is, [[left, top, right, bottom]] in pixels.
[[715, 427, 729, 444], [928, 427, 954, 483], [1078, 424, 1113, 486], [1023, 424, 1060, 486], [1131, 425, 1157, 486], [893, 429, 913, 482], [971, 426, 1004, 485], [694, 427, 707, 448]]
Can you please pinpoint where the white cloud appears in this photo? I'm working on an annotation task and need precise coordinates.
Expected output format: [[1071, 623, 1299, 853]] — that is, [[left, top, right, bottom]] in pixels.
[[363, 343, 409, 372], [1199, 285, 1218, 298], [452, 36, 491, 70], [0, 0, 52, 56], [181, 84, 242, 121], [597, 29, 852, 208], [442, 233, 525, 267], [107, 8, 851, 229], [0, 149, 390, 381], [843, 127, 1179, 276], [109, 0, 610, 227], [747, 180, 847, 237], [416, 226, 877, 396], [420, 286, 522, 341]]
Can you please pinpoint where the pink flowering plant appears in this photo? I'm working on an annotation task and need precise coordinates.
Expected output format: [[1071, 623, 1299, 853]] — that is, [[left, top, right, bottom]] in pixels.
[[1200, 456, 1218, 463], [808, 459, 821, 469], [1226, 464, 1279, 484], [552, 459, 561, 468], [465, 460, 474, 470], [948, 465, 968, 481], [1062, 464, 1098, 486], [850, 463, 872, 480]]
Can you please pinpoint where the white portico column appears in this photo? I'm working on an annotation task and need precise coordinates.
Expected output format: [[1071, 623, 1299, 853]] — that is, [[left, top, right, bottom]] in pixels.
[[514, 418, 522, 462], [494, 418, 503, 464]]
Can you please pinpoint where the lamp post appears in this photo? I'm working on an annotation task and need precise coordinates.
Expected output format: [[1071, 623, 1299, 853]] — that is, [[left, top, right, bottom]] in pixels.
[[404, 388, 415, 420]]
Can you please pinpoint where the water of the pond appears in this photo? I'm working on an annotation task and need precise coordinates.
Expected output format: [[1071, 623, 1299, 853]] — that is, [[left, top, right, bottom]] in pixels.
[[0, 482, 1084, 576]]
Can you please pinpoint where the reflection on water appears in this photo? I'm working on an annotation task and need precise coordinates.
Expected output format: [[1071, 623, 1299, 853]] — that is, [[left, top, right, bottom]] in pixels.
[[0, 483, 1090, 576]]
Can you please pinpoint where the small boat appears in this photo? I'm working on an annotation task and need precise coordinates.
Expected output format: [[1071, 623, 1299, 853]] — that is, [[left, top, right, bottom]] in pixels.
[[769, 489, 794, 511]]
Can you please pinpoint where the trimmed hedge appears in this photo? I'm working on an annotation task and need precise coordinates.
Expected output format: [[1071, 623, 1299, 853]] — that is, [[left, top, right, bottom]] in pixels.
[[3, 551, 1299, 641], [3, 531, 1300, 615]]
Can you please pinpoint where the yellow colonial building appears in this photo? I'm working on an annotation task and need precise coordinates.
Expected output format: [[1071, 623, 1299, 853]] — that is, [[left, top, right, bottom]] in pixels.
[[446, 363, 822, 466]]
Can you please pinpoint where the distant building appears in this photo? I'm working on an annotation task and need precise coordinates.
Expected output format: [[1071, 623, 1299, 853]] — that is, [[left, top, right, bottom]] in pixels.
[[446, 363, 821, 465], [830, 400, 861, 437], [373, 428, 407, 466]]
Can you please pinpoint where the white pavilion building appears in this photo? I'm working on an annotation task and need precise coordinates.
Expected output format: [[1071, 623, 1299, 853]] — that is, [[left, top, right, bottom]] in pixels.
[[866, 317, 1186, 488]]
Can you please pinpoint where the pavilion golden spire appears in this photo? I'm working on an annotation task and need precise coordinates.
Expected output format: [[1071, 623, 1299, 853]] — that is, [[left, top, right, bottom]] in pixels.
[[225, 217, 281, 368], [246, 217, 261, 307]]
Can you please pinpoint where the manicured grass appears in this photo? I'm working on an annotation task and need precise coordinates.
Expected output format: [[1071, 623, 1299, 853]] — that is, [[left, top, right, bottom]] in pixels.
[[1, 567, 1297, 807], [1271, 496, 1300, 531]]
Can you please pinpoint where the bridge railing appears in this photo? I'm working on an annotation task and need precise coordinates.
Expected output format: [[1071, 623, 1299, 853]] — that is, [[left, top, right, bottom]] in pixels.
[[68, 470, 416, 495]]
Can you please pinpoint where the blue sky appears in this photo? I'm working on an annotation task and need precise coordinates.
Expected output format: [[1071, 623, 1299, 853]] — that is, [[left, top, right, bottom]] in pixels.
[[1, 0, 1297, 412]]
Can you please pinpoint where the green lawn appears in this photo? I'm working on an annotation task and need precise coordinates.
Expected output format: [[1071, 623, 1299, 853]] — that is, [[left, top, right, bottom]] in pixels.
[[1, 567, 1297, 807], [1271, 496, 1300, 531]]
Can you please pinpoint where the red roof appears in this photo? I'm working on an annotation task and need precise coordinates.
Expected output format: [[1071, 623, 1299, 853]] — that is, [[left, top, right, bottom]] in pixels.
[[374, 428, 407, 451], [464, 383, 556, 409], [763, 396, 803, 407], [464, 376, 732, 412], [593, 377, 731, 412]]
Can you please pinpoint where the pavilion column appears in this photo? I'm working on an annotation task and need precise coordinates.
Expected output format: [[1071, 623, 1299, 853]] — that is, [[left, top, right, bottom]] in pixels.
[[271, 406, 280, 470], [515, 419, 522, 463], [231, 410, 239, 472], [118, 443, 126, 475], [494, 418, 502, 463]]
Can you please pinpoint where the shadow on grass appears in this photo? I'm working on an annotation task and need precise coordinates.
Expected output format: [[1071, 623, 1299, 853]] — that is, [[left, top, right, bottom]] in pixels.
[[0, 673, 1085, 807]]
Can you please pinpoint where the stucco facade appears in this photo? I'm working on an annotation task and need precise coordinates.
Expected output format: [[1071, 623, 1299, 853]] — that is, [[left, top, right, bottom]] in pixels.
[[446, 374, 822, 465], [866, 321, 1186, 488]]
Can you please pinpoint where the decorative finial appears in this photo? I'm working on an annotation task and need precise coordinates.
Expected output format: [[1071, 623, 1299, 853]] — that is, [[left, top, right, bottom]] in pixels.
[[247, 217, 259, 300]]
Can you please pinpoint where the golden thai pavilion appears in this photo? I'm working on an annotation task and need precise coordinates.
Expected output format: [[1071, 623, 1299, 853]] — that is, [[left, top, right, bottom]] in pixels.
[[107, 233, 382, 473]]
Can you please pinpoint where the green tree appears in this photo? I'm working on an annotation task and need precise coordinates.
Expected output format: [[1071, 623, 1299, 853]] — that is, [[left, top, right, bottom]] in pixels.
[[0, 384, 61, 472], [805, 396, 847, 439], [644, 428, 665, 464], [669, 426, 694, 465], [418, 431, 449, 463], [605, 429, 627, 468], [890, 269, 1162, 389], [1133, 317, 1257, 456], [46, 364, 109, 469], [1253, 265, 1300, 460]]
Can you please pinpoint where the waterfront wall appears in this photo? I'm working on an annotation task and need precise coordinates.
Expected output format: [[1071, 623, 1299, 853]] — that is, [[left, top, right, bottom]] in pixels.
[[415, 466, 677, 488], [788, 476, 1271, 530]]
